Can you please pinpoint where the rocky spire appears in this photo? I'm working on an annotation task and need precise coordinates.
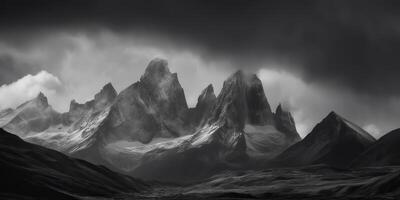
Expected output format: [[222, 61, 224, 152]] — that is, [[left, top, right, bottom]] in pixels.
[[94, 82, 117, 108], [104, 58, 190, 143], [34, 92, 49, 108], [140, 58, 171, 85], [196, 84, 216, 109], [274, 104, 300, 142], [210, 70, 274, 129], [188, 84, 217, 127]]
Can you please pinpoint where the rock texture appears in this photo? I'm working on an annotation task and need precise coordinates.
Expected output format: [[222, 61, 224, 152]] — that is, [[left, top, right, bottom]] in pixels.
[[274, 104, 301, 143], [351, 128, 400, 167], [210, 70, 274, 128], [274, 112, 376, 168], [186, 84, 217, 128], [66, 82, 117, 127], [132, 70, 301, 182], [0, 59, 302, 178], [103, 58, 190, 143]]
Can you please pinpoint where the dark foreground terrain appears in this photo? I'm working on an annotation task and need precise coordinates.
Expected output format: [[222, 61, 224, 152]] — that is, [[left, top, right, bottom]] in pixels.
[[1, 127, 400, 200], [0, 129, 147, 200], [125, 165, 400, 200]]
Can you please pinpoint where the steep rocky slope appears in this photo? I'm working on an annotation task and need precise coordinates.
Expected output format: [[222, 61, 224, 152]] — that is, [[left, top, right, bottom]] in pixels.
[[351, 128, 400, 167], [186, 84, 217, 128], [0, 128, 147, 199], [274, 112, 376, 168], [100, 58, 190, 144]]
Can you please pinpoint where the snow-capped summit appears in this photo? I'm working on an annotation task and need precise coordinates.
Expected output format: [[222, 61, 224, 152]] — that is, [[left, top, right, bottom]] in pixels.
[[274, 111, 376, 168]]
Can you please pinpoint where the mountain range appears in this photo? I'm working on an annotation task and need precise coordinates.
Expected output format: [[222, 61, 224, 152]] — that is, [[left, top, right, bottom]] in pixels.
[[1, 58, 400, 183]]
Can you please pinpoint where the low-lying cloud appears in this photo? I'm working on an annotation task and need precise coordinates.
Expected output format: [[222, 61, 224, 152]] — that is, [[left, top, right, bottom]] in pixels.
[[0, 71, 64, 110]]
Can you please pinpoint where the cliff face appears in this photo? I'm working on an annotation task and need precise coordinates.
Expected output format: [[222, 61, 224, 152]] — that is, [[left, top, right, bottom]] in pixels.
[[210, 70, 274, 128], [187, 84, 217, 128], [132, 70, 301, 182], [274, 104, 301, 143], [102, 58, 190, 143]]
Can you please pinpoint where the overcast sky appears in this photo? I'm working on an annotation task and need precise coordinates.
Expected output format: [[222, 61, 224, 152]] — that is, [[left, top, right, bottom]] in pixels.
[[0, 0, 399, 137]]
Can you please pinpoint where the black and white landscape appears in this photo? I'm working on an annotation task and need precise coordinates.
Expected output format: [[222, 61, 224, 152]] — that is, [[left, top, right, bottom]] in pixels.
[[1, 1, 400, 200]]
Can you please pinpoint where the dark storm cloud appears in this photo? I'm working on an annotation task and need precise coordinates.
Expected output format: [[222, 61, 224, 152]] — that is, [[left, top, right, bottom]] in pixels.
[[1, 0, 400, 97]]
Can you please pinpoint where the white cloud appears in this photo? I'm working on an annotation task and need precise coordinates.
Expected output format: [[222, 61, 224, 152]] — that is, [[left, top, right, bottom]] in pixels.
[[0, 71, 64, 110]]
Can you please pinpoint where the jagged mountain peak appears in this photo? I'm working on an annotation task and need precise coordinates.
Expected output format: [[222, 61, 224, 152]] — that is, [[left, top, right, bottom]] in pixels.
[[274, 103, 300, 141], [34, 92, 49, 108], [325, 111, 342, 121], [274, 111, 376, 167], [197, 84, 216, 106], [275, 103, 293, 118], [225, 70, 262, 87], [320, 111, 347, 127], [187, 84, 217, 128], [69, 83, 117, 113], [224, 70, 246, 86], [351, 128, 400, 167], [316, 111, 375, 142], [11, 91, 51, 111], [94, 82, 117, 105], [100, 59, 189, 143], [203, 84, 214, 95], [276, 103, 283, 113], [211, 70, 274, 128], [13, 92, 50, 110], [140, 58, 171, 84], [98, 82, 117, 96]]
